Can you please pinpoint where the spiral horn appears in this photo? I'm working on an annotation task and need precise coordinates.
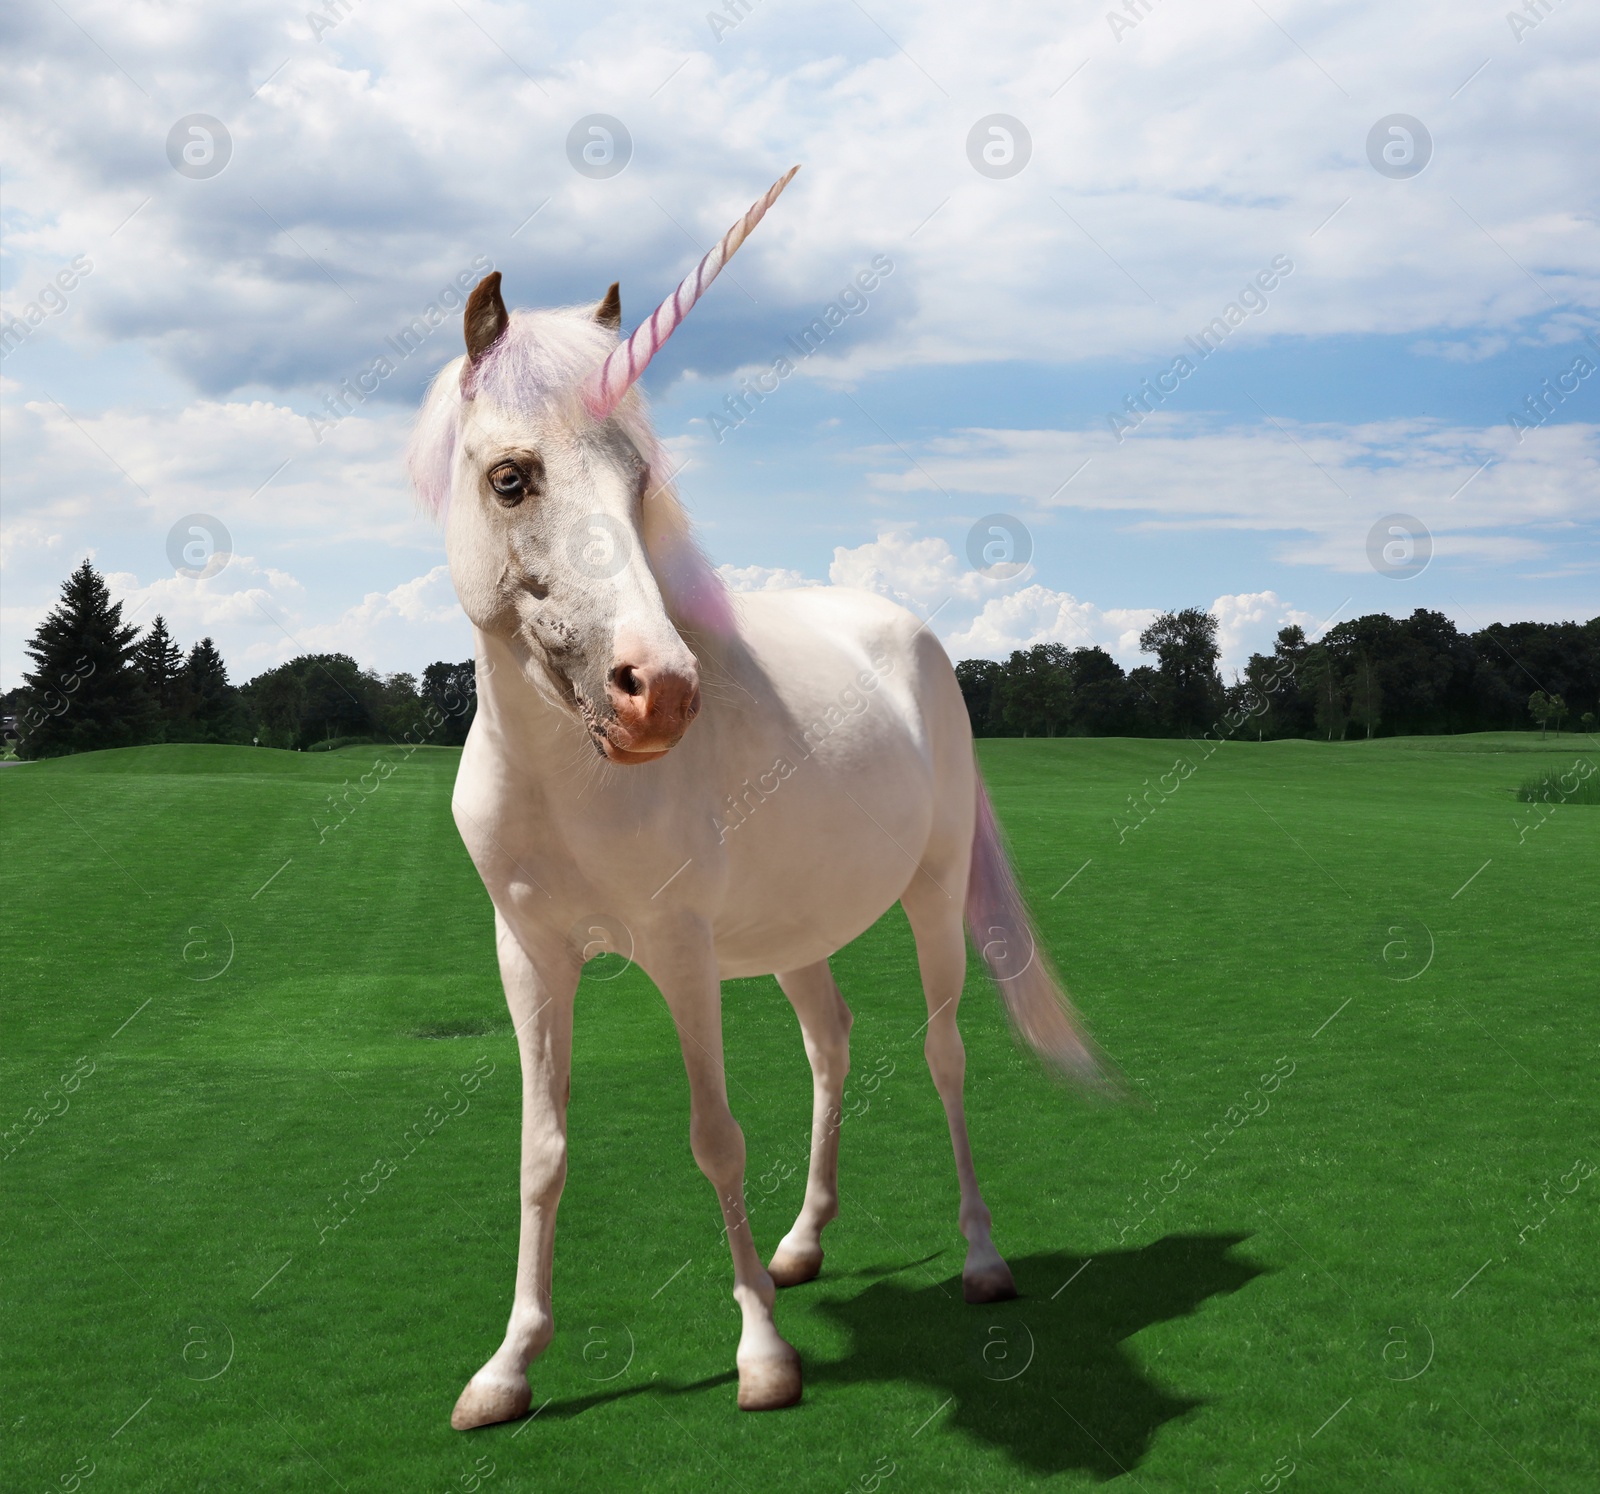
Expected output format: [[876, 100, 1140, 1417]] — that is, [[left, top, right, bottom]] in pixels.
[[580, 166, 800, 421]]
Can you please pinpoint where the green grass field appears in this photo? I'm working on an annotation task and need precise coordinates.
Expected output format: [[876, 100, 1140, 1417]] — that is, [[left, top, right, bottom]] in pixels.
[[3, 733, 1596, 1492]]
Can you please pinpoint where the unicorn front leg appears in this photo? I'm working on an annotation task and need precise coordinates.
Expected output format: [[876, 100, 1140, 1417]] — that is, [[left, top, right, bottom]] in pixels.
[[769, 960, 853, 1287], [653, 933, 802, 1410], [451, 912, 578, 1431]]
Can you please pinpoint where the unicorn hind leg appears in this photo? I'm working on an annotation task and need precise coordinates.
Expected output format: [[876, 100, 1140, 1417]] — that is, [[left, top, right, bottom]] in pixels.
[[901, 875, 1018, 1305]]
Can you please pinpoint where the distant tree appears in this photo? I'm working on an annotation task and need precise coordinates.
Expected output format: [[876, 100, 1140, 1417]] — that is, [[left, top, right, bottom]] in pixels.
[[1139, 608, 1223, 735], [134, 615, 186, 739], [183, 638, 246, 743], [241, 653, 375, 748], [1528, 690, 1566, 739], [953, 609, 1600, 743], [1528, 690, 1551, 739], [1582, 711, 1597, 736], [241, 662, 308, 748], [1348, 654, 1383, 740], [1302, 645, 1348, 742], [370, 671, 424, 741], [1065, 647, 1129, 736], [1123, 666, 1165, 736], [1473, 619, 1598, 732], [1240, 626, 1305, 738], [999, 644, 1072, 736], [420, 660, 477, 745], [1390, 610, 1471, 733], [17, 560, 156, 758], [955, 658, 1005, 737]]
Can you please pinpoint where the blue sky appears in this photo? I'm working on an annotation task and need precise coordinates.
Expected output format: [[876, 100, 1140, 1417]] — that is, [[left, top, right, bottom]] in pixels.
[[3, 0, 1596, 689]]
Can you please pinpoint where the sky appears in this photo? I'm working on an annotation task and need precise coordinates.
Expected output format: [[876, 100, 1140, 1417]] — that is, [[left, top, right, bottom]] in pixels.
[[2, 0, 1597, 691]]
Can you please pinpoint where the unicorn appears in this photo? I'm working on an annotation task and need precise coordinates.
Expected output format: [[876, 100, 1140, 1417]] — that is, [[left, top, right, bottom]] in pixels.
[[407, 168, 1109, 1429]]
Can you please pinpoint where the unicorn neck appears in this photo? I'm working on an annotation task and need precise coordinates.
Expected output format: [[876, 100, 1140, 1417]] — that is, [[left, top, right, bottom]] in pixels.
[[471, 629, 584, 759]]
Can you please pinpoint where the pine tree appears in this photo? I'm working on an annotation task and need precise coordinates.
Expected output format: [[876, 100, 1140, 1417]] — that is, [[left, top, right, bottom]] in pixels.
[[134, 614, 186, 740], [18, 560, 156, 758], [184, 638, 243, 743]]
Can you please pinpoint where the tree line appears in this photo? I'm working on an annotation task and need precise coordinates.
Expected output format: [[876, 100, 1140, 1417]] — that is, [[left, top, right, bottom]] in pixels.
[[957, 606, 1600, 740], [7, 563, 1596, 757], [4, 560, 475, 759]]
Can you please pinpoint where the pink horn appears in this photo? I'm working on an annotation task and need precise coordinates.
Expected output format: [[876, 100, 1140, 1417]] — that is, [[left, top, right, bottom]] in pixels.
[[581, 166, 800, 421]]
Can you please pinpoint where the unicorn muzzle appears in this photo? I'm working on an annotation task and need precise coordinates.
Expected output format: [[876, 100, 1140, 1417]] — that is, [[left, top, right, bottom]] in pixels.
[[598, 652, 701, 763]]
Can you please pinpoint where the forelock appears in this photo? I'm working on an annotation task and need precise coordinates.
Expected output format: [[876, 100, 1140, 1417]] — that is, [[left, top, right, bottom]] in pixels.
[[406, 306, 633, 519], [404, 301, 734, 637]]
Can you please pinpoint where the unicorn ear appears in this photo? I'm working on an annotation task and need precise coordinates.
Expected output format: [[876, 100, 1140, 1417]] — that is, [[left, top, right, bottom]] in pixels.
[[463, 272, 509, 363], [595, 282, 621, 329]]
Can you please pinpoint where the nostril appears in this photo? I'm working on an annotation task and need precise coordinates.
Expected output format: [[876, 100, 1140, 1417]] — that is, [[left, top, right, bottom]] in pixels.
[[611, 664, 645, 699]]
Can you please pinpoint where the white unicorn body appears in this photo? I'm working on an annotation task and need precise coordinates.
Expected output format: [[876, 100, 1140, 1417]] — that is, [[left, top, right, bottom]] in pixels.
[[409, 176, 1104, 1428]]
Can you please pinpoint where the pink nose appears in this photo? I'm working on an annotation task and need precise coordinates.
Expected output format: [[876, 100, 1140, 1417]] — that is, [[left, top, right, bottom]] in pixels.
[[606, 659, 701, 755]]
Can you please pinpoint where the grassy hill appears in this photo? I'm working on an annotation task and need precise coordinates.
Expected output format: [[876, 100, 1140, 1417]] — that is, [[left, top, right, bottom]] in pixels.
[[2, 735, 1596, 1491]]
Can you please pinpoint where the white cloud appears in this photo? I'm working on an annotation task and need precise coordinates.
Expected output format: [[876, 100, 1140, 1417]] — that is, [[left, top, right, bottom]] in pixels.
[[826, 528, 1024, 606], [718, 562, 817, 591], [2, 0, 1596, 396], [2, 0, 1595, 690], [103, 555, 303, 646], [1209, 591, 1320, 677], [10, 392, 420, 541], [289, 565, 470, 671], [945, 585, 1158, 666], [96, 559, 468, 681], [0, 521, 65, 568], [0, 383, 447, 684], [861, 416, 1600, 572]]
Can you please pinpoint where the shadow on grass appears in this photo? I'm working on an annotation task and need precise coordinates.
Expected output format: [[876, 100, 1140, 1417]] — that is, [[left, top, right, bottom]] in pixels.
[[804, 1233, 1265, 1480], [507, 1234, 1261, 1480], [529, 1370, 739, 1424]]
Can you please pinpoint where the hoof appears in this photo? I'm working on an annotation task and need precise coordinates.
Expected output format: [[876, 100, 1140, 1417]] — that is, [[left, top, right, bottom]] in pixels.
[[963, 1260, 1019, 1305], [451, 1373, 531, 1431], [768, 1240, 823, 1288], [737, 1343, 803, 1411]]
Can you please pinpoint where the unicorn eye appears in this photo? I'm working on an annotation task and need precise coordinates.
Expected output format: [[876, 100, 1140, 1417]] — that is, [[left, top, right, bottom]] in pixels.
[[487, 459, 539, 507]]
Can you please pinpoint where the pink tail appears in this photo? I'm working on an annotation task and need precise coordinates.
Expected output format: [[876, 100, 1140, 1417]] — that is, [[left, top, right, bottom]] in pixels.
[[966, 772, 1119, 1093]]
